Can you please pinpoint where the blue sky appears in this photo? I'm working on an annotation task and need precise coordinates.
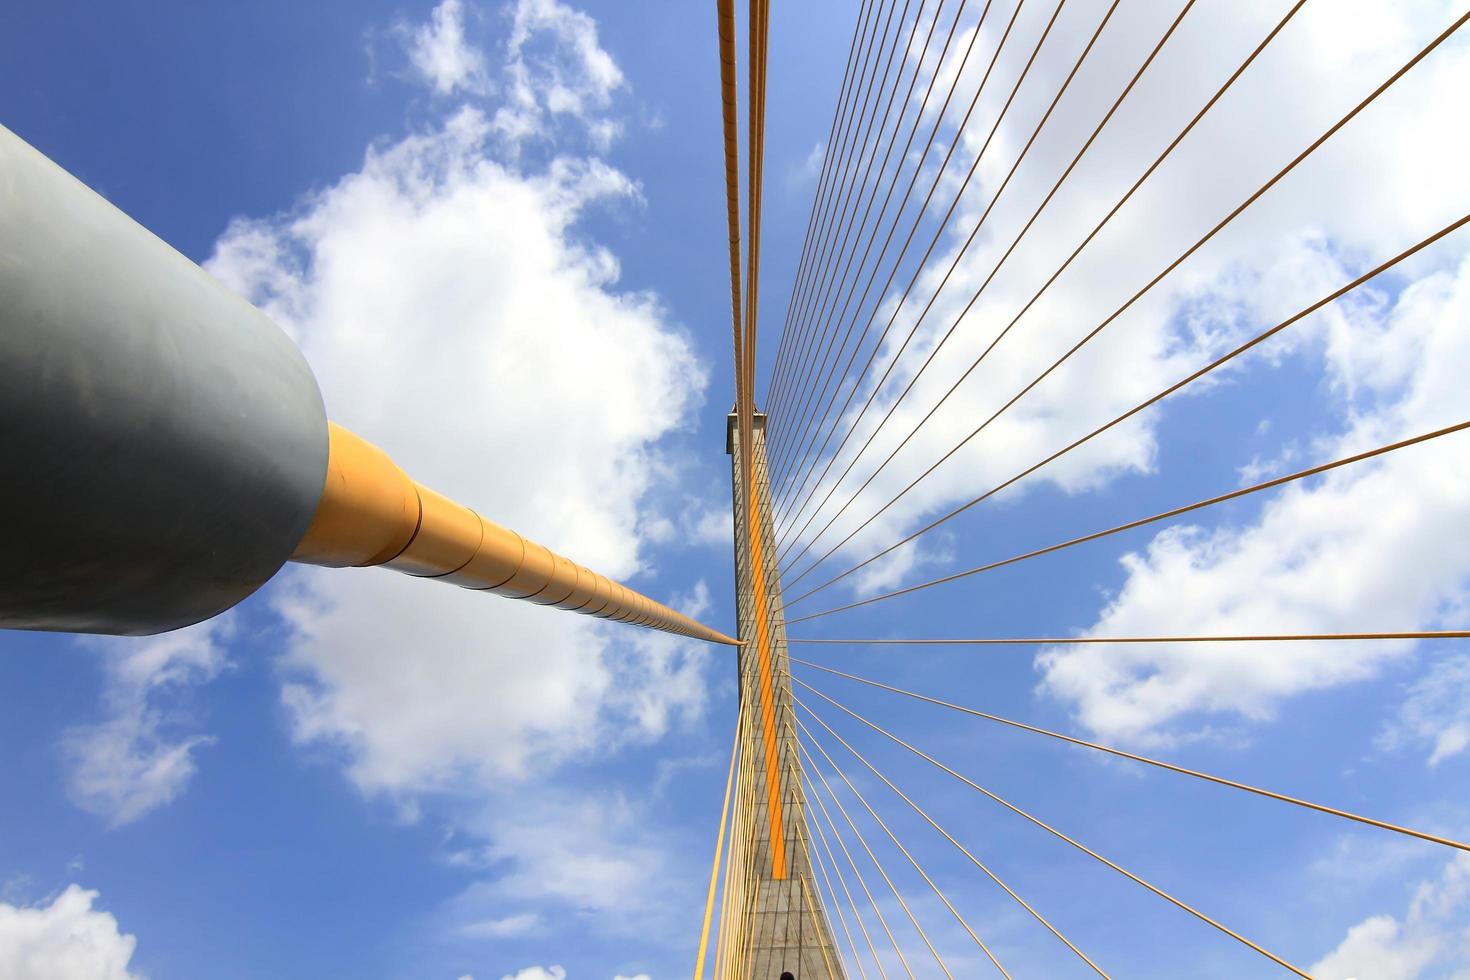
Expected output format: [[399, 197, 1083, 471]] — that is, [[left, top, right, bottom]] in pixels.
[[2, 1, 1470, 978]]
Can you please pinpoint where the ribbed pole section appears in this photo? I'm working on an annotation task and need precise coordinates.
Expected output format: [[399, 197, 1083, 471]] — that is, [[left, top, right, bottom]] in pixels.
[[291, 423, 737, 645]]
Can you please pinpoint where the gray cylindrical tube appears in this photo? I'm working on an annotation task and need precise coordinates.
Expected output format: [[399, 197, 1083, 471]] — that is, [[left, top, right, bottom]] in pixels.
[[0, 124, 329, 635]]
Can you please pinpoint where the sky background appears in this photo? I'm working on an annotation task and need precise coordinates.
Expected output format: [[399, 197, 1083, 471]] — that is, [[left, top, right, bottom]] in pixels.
[[2, 1, 1470, 978]]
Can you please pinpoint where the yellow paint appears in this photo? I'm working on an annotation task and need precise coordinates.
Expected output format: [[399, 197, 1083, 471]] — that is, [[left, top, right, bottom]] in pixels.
[[742, 420, 787, 879], [292, 423, 737, 645]]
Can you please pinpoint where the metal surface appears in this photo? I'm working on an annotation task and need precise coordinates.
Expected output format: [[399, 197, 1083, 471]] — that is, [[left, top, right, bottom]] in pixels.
[[293, 424, 738, 645], [0, 124, 329, 635]]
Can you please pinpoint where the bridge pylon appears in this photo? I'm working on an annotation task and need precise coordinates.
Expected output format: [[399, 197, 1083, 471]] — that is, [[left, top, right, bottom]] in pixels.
[[725, 410, 845, 978]]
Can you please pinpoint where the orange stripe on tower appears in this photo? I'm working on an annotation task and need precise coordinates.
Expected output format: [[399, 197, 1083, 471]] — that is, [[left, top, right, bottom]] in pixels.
[[745, 454, 787, 879]]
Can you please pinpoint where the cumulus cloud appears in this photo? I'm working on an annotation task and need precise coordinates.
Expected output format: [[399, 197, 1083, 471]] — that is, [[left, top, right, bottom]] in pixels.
[[205, 0, 714, 949], [775, 0, 1470, 596], [209, 0, 708, 797], [63, 617, 231, 824], [1311, 853, 1470, 979], [407, 0, 490, 96], [439, 791, 670, 929], [1380, 654, 1470, 767], [755, 1, 1470, 743], [0, 886, 141, 980], [493, 0, 624, 149], [501, 968, 564, 980], [1038, 252, 1470, 744]]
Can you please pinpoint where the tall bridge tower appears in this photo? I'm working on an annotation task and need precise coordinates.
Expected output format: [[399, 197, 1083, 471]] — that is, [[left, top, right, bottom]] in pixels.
[[725, 410, 845, 978]]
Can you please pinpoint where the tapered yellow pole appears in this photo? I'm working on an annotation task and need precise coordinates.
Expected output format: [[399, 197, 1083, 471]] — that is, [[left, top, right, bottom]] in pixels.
[[292, 424, 738, 645]]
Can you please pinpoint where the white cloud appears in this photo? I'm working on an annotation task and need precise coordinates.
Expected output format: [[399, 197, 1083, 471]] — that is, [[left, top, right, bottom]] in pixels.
[[501, 968, 564, 980], [464, 795, 664, 917], [461, 912, 539, 939], [687, 503, 734, 548], [431, 785, 702, 950], [774, 0, 1470, 604], [1311, 853, 1470, 979], [63, 617, 231, 824], [407, 0, 491, 96], [745, 0, 1470, 743], [0, 886, 141, 980], [1038, 253, 1470, 745], [1380, 654, 1470, 766], [205, 0, 712, 947], [210, 21, 707, 797], [494, 0, 625, 149]]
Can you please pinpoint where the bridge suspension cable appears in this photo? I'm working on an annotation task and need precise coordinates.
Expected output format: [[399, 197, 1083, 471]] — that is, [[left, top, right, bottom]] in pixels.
[[766, 0, 930, 431], [766, 0, 992, 478], [805, 762, 886, 979], [704, 1, 1469, 975], [695, 711, 743, 980], [789, 631, 1470, 646], [793, 661, 1470, 853], [787, 417, 1470, 624], [769, 0, 1077, 509], [765, 0, 880, 414], [770, 0, 1209, 567], [782, 206, 1470, 609], [795, 696, 1108, 977], [778, 9, 1469, 594], [762, 0, 1025, 469], [796, 717, 996, 978], [794, 676, 1312, 976], [773, 0, 1316, 582], [803, 744, 915, 977]]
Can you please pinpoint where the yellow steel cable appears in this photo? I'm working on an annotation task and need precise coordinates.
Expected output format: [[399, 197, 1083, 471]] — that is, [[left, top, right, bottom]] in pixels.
[[713, 770, 739, 979], [793, 662, 1470, 852], [804, 749, 904, 978], [767, 0, 1045, 503], [800, 739, 931, 980], [769, 0, 1300, 558], [781, 10, 1470, 597], [774, 0, 1306, 580], [767, 0, 981, 457], [800, 870, 842, 979], [792, 685, 1108, 977], [765, 0, 932, 431], [769, 0, 1092, 517], [764, 0, 927, 442], [716, 0, 744, 385], [696, 711, 743, 980], [719, 697, 758, 978], [767, 0, 978, 492], [738, 421, 788, 876], [767, 0, 904, 426], [713, 808, 733, 977], [802, 682, 1312, 976], [729, 0, 789, 882], [763, 0, 1026, 495], [796, 716, 993, 978], [728, 696, 760, 977], [790, 631, 1470, 646], [805, 758, 880, 978], [767, 0, 880, 409], [787, 416, 1470, 626], [806, 783, 871, 980], [773, 0, 1193, 564]]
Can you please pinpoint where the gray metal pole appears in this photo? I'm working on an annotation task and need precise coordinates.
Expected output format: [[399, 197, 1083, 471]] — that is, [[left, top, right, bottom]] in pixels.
[[0, 124, 329, 635]]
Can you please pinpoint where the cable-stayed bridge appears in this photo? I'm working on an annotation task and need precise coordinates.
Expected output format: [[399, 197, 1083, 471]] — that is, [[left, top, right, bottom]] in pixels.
[[2, 1, 1469, 977]]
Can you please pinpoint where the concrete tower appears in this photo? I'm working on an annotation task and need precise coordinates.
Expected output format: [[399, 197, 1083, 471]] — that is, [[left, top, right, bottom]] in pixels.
[[726, 411, 845, 978]]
